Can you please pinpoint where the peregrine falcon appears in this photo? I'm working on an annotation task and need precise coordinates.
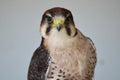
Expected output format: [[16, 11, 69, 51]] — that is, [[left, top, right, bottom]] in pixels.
[[28, 7, 97, 80]]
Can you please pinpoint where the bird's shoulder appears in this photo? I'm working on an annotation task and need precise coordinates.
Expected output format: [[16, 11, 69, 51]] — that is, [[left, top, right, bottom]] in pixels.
[[86, 37, 96, 50]]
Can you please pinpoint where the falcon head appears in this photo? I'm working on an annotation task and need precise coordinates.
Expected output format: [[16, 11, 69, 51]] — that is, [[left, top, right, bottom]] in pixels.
[[40, 7, 77, 39]]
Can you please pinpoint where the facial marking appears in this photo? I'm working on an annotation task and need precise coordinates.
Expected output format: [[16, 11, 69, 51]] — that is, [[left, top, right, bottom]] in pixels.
[[46, 13, 52, 17], [65, 25, 71, 36]]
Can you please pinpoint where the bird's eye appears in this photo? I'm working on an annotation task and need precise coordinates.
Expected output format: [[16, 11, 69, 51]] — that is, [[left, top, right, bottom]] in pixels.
[[47, 16, 53, 24], [65, 17, 70, 24]]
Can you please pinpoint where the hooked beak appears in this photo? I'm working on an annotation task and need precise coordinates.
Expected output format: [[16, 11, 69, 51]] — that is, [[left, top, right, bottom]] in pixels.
[[57, 24, 61, 31], [52, 20, 64, 31]]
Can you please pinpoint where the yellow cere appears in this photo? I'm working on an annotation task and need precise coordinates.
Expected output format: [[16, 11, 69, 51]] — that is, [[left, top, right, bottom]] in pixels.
[[52, 20, 64, 28]]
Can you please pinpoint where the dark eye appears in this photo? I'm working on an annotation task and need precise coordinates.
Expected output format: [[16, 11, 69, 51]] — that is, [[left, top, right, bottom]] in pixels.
[[47, 16, 53, 24], [65, 17, 70, 24]]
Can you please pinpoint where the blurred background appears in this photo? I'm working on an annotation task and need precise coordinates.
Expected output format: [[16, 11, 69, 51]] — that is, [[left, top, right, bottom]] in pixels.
[[0, 0, 120, 80]]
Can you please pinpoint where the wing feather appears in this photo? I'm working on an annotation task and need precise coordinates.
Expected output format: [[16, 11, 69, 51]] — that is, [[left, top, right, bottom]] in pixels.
[[28, 45, 50, 80]]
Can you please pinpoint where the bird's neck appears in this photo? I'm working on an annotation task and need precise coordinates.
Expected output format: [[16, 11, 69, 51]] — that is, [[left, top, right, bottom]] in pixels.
[[43, 30, 86, 51]]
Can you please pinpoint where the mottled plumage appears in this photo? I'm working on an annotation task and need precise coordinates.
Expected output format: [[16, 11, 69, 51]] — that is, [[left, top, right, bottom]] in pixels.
[[28, 7, 97, 80]]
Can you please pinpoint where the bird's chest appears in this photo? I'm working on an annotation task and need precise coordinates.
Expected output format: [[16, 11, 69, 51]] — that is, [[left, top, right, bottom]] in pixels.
[[50, 48, 79, 70], [46, 47, 86, 80]]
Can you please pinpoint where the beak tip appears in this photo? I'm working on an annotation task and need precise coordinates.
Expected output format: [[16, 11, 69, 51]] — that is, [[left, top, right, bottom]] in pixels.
[[57, 24, 61, 31]]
